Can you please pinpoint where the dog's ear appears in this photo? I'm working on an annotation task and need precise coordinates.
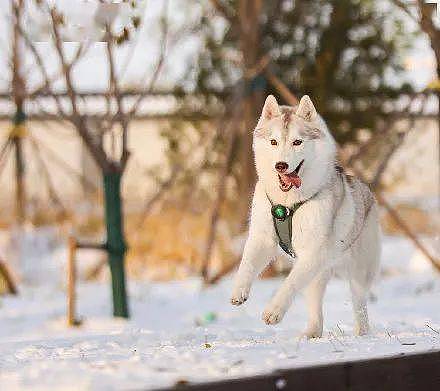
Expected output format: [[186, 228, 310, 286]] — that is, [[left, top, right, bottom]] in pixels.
[[296, 95, 317, 122], [261, 95, 280, 120]]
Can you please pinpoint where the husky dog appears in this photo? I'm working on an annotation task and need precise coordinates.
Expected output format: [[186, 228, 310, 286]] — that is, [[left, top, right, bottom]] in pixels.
[[231, 95, 380, 338]]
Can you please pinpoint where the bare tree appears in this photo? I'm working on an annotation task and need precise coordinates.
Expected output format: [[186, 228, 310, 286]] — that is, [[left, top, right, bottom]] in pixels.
[[17, 0, 170, 317], [210, 0, 265, 227]]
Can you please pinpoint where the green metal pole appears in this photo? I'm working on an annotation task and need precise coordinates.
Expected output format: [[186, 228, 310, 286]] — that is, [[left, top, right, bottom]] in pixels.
[[103, 172, 129, 318]]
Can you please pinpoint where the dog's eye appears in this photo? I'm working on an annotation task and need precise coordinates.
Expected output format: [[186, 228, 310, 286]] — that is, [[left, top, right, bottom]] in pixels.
[[270, 139, 277, 146], [292, 139, 303, 146]]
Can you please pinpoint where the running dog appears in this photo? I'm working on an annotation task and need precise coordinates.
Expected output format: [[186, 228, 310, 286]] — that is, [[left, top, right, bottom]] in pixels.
[[231, 95, 380, 338]]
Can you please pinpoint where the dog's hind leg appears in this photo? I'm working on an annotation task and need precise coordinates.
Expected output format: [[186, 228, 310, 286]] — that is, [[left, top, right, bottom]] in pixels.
[[350, 280, 370, 336], [348, 205, 380, 336], [302, 272, 330, 339]]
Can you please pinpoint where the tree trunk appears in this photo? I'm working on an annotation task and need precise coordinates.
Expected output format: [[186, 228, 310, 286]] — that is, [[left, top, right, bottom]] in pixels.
[[12, 0, 26, 224], [103, 172, 129, 318], [238, 0, 263, 229], [12, 109, 26, 224]]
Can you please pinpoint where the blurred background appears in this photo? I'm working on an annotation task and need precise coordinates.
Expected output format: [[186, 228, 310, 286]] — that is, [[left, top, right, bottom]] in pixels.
[[0, 0, 438, 315], [0, 1, 439, 388]]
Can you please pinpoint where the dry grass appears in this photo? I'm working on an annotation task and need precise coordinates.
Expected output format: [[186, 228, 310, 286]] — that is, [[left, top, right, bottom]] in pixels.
[[0, 275, 7, 295], [125, 207, 236, 280], [2, 196, 437, 283], [381, 204, 439, 236]]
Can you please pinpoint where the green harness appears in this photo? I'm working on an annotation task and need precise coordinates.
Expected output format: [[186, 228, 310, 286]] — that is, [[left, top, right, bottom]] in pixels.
[[268, 196, 306, 258]]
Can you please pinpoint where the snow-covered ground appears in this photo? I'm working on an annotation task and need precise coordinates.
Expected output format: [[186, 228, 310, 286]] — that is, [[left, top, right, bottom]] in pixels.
[[1, 236, 439, 390]]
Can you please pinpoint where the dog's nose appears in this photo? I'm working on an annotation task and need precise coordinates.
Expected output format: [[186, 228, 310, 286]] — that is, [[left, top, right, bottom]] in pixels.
[[275, 162, 289, 173]]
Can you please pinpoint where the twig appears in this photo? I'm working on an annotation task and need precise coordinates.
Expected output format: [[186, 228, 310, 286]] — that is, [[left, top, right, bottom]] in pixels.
[[103, 24, 129, 168], [0, 139, 12, 179], [337, 324, 345, 337], [31, 135, 98, 192], [210, 0, 236, 22], [328, 333, 344, 353], [426, 323, 440, 334], [265, 70, 299, 105], [127, 0, 170, 118], [48, 5, 111, 171], [329, 330, 346, 347], [137, 165, 180, 228], [0, 137, 12, 167], [390, 0, 419, 23], [28, 134, 66, 212], [16, 21, 67, 118], [85, 257, 107, 281], [0, 259, 18, 295]]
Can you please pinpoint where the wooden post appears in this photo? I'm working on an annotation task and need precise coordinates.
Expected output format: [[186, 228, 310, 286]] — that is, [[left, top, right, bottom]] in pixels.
[[67, 236, 80, 326]]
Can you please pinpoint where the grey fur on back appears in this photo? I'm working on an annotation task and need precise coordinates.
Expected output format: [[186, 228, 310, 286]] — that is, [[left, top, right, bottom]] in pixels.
[[334, 166, 375, 251]]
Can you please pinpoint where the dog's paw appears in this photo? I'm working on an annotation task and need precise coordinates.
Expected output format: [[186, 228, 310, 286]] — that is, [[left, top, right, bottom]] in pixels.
[[353, 324, 369, 336], [230, 284, 250, 306], [301, 326, 323, 339], [262, 302, 287, 325]]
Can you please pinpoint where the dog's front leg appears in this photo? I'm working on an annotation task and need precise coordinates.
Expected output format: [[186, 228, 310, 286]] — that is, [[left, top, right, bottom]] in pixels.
[[231, 183, 276, 306], [262, 249, 326, 325], [231, 236, 275, 305]]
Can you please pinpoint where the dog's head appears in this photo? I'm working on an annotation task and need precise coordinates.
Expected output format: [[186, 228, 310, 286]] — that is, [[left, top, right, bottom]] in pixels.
[[253, 95, 335, 192]]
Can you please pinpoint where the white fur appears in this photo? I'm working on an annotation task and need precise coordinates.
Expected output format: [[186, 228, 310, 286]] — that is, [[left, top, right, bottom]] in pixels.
[[231, 95, 380, 338]]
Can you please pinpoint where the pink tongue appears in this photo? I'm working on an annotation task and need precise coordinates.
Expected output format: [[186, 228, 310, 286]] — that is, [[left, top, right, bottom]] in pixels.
[[282, 173, 302, 188]]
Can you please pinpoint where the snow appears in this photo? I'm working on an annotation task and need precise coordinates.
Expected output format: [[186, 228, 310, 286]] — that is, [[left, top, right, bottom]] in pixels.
[[1, 236, 440, 390]]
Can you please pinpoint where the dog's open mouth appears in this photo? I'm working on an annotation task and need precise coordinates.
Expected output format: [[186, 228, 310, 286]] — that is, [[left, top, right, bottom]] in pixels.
[[278, 160, 304, 192]]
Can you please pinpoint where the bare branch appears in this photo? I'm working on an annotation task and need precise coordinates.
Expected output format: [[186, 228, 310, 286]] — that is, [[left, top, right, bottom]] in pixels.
[[265, 70, 299, 105], [48, 6, 111, 171], [32, 133, 99, 192], [417, 0, 440, 64], [29, 135, 66, 211], [127, 0, 169, 117], [0, 259, 18, 295], [137, 165, 181, 228], [17, 21, 68, 118], [210, 0, 236, 23], [69, 42, 90, 68], [390, 0, 419, 23], [0, 138, 12, 177], [104, 24, 129, 168]]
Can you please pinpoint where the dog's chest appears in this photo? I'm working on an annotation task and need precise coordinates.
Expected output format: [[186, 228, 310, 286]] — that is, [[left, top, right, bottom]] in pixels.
[[273, 200, 328, 258]]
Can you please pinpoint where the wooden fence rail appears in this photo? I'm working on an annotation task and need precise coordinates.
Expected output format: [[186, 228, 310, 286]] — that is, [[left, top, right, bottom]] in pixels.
[[157, 350, 440, 391], [66, 236, 107, 326]]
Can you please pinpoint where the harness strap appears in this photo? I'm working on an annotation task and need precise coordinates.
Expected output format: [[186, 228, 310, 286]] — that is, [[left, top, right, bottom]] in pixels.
[[267, 196, 306, 258]]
